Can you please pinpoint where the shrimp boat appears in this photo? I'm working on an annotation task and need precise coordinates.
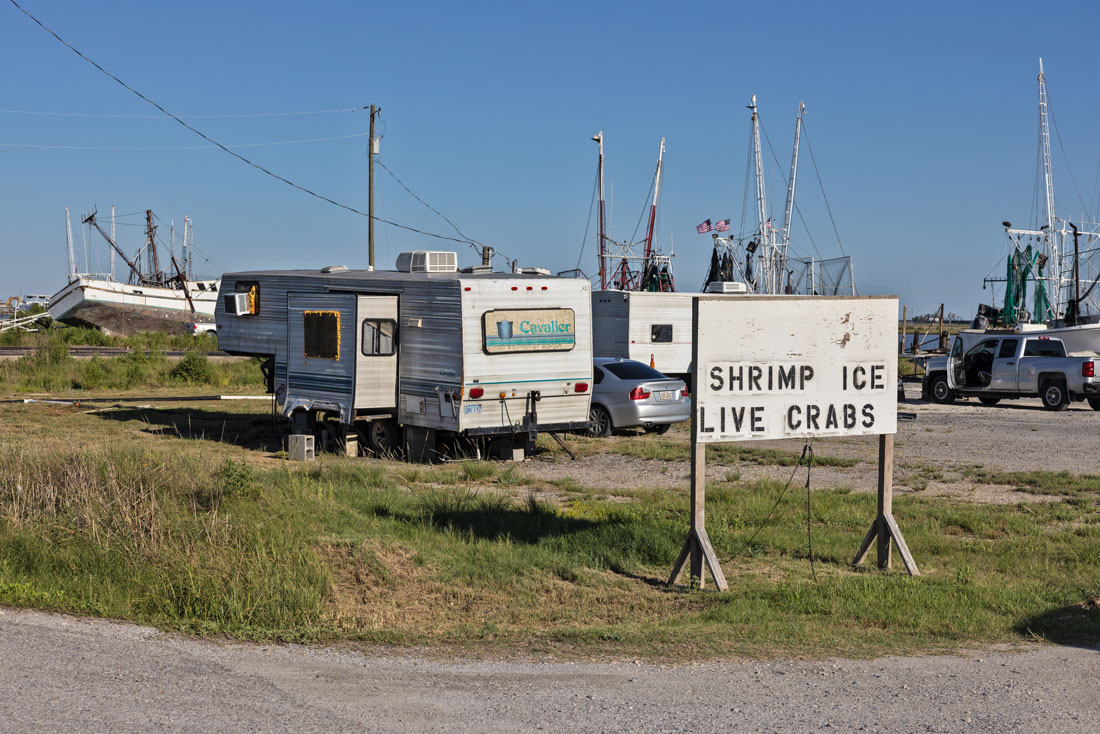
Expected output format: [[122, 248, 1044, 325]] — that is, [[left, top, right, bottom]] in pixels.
[[48, 207, 219, 336], [975, 60, 1100, 354]]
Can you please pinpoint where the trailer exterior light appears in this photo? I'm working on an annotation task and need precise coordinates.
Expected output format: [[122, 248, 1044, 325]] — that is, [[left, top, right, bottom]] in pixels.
[[511, 286, 518, 291], [499, 391, 507, 399], [464, 287, 471, 291], [469, 387, 484, 399], [526, 286, 533, 290], [1084, 361, 1095, 378], [629, 386, 651, 400], [575, 382, 589, 393], [541, 286, 547, 290]]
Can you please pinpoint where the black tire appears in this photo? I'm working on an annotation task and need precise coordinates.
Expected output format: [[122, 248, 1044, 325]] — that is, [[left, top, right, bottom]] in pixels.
[[1040, 380, 1069, 411], [978, 397, 1001, 405], [929, 374, 955, 404], [365, 418, 399, 454], [1089, 398, 1100, 411], [587, 404, 613, 437], [644, 424, 671, 435]]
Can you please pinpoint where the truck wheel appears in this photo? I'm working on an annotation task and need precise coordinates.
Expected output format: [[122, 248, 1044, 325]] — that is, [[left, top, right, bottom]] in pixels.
[[1040, 380, 1069, 411], [587, 405, 613, 437], [929, 374, 955, 404], [978, 397, 1001, 405], [365, 418, 399, 454], [1089, 398, 1100, 411]]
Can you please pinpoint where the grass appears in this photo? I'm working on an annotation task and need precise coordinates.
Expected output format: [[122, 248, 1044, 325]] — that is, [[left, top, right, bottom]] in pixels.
[[962, 468, 1100, 497], [0, 395, 1097, 660], [0, 324, 220, 352], [609, 437, 860, 468]]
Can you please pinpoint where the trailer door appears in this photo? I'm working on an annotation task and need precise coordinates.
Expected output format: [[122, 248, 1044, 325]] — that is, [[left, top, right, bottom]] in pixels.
[[287, 293, 357, 422], [354, 295, 398, 409]]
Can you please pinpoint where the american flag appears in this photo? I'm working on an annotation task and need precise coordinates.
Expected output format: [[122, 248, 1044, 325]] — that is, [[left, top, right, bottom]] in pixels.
[[715, 219, 731, 232], [696, 219, 712, 234]]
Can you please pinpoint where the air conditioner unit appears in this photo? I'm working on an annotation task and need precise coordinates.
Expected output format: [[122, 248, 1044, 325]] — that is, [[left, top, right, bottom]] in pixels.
[[707, 281, 749, 294], [396, 251, 458, 273], [225, 292, 251, 315]]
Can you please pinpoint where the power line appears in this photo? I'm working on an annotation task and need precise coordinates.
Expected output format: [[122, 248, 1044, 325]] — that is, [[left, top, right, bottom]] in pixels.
[[0, 132, 369, 151], [8, 0, 479, 249], [0, 106, 368, 119]]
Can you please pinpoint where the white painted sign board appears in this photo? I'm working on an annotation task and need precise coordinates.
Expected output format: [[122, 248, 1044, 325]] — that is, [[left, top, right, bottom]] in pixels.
[[694, 296, 897, 443]]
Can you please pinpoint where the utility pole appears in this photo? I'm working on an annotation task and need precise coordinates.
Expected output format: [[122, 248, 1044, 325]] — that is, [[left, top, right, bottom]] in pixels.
[[481, 246, 493, 267], [368, 104, 379, 271]]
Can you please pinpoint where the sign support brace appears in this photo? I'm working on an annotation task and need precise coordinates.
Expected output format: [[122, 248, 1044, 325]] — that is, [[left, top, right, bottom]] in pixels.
[[851, 434, 920, 575]]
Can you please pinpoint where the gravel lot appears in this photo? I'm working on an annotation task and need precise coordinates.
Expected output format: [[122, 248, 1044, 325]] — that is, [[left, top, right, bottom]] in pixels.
[[519, 385, 1100, 503], [1, 608, 1097, 733]]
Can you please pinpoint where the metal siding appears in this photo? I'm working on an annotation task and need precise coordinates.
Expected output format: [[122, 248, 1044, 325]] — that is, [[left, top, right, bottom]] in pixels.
[[285, 293, 357, 423]]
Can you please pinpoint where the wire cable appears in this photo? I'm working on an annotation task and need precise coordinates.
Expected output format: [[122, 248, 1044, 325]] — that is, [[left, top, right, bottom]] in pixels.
[[0, 106, 368, 119], [724, 445, 813, 564], [800, 122, 847, 256], [576, 166, 599, 272], [804, 445, 818, 582], [8, 0, 479, 248], [0, 132, 369, 151]]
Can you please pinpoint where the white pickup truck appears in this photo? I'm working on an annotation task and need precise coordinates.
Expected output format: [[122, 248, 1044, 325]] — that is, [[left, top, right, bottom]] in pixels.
[[922, 332, 1100, 411]]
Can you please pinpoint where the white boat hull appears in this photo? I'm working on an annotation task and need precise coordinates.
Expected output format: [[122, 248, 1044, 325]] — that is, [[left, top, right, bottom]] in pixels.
[[48, 277, 220, 336]]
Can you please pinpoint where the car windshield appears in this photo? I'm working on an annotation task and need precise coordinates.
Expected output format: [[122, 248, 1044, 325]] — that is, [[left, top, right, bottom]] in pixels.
[[602, 362, 667, 381]]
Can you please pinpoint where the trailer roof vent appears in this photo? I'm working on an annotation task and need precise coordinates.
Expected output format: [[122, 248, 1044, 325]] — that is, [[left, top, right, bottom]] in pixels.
[[519, 267, 551, 276], [707, 280, 748, 294], [321, 265, 348, 273], [396, 251, 458, 273], [460, 265, 494, 274]]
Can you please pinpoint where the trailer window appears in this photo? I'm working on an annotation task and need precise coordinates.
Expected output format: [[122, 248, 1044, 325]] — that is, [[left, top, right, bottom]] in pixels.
[[1024, 339, 1066, 358], [233, 281, 259, 315], [303, 310, 340, 360], [651, 324, 673, 343], [361, 319, 396, 356]]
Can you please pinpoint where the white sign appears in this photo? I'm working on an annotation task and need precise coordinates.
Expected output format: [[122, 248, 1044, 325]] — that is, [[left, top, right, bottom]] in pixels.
[[693, 296, 897, 442]]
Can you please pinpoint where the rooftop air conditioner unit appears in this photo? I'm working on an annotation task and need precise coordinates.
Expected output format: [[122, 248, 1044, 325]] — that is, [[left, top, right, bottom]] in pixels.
[[396, 251, 458, 273], [707, 281, 749, 294]]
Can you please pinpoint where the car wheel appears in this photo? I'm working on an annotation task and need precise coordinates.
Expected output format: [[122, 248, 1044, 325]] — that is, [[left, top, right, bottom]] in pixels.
[[1040, 380, 1069, 411], [978, 397, 1001, 405], [930, 374, 954, 404], [587, 405, 612, 437], [643, 424, 671, 435], [1089, 398, 1100, 411]]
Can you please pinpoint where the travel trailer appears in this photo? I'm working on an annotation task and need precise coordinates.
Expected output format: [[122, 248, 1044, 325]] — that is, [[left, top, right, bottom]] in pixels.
[[215, 252, 593, 460]]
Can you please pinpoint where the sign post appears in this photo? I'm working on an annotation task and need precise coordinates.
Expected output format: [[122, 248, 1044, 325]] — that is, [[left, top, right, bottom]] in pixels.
[[669, 295, 916, 589]]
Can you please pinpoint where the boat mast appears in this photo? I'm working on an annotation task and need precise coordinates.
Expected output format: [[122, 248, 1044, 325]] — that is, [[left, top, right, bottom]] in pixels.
[[780, 102, 805, 289], [64, 207, 76, 282], [642, 137, 665, 271], [593, 131, 607, 290], [749, 95, 772, 293], [144, 210, 161, 284], [1037, 58, 1062, 312]]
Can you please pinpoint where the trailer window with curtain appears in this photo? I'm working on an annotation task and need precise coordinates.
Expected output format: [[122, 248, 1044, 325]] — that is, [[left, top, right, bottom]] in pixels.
[[361, 319, 396, 356], [303, 310, 341, 360]]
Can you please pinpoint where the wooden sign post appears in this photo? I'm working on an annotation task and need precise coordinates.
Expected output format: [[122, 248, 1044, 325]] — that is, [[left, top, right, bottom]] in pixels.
[[669, 295, 917, 589]]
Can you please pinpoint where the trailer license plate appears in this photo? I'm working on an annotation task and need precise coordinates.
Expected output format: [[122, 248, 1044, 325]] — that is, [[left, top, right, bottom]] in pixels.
[[463, 403, 482, 415], [659, 390, 674, 401]]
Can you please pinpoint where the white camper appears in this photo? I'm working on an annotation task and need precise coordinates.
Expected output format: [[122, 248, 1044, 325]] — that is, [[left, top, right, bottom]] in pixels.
[[592, 286, 748, 381], [216, 253, 593, 460]]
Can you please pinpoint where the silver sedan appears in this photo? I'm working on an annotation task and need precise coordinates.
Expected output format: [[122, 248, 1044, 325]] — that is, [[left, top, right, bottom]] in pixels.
[[588, 358, 691, 436]]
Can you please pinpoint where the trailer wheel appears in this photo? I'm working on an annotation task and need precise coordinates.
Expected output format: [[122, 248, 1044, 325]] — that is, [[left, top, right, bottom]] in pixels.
[[1089, 398, 1100, 411], [365, 418, 400, 454], [587, 405, 612, 437], [929, 374, 954, 404], [1040, 380, 1069, 411]]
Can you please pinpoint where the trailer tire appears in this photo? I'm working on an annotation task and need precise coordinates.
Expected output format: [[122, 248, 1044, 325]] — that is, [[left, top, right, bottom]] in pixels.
[[587, 405, 612, 437], [365, 418, 400, 455], [1040, 379, 1069, 411], [1089, 398, 1100, 411], [978, 397, 1001, 405], [929, 374, 954, 404]]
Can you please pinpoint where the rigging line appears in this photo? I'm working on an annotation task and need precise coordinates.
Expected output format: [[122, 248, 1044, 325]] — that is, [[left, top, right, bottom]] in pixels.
[[375, 158, 482, 247], [0, 106, 368, 119], [804, 443, 817, 583], [628, 174, 656, 247], [576, 166, 599, 272], [8, 0, 478, 248], [724, 445, 811, 564], [800, 122, 846, 256], [1047, 97, 1092, 221], [759, 122, 822, 258], [0, 132, 370, 151]]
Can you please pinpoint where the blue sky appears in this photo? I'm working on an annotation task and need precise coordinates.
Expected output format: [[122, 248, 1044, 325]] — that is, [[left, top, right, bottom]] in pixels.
[[3, 0, 1100, 317]]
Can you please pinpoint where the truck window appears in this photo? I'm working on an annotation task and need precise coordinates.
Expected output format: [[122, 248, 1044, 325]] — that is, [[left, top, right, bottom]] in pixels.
[[997, 338, 1019, 359], [361, 319, 396, 356], [1024, 339, 1066, 358], [651, 324, 673, 343], [303, 310, 340, 360], [963, 339, 999, 387]]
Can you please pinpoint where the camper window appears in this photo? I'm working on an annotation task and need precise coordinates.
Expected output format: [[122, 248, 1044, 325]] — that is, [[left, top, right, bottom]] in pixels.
[[303, 310, 341, 360], [361, 319, 397, 356], [234, 282, 259, 315], [651, 324, 673, 343]]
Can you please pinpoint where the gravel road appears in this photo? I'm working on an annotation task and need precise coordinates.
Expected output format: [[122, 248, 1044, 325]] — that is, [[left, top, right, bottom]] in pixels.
[[519, 385, 1100, 503], [1, 608, 1096, 733]]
